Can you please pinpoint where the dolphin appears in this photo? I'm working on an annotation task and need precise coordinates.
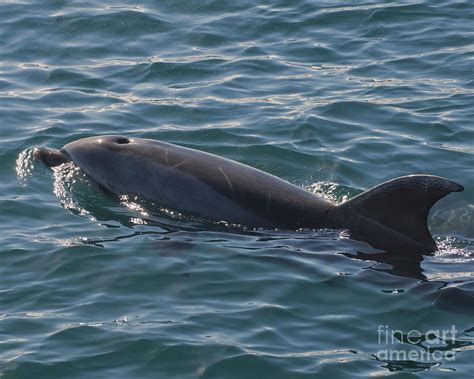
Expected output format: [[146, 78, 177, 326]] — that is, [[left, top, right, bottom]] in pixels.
[[35, 135, 463, 254]]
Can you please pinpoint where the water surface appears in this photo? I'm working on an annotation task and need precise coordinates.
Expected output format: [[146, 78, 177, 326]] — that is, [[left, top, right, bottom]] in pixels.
[[1, 0, 473, 378]]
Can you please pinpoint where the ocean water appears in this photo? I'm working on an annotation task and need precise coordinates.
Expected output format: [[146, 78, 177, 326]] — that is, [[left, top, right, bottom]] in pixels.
[[1, 0, 473, 378]]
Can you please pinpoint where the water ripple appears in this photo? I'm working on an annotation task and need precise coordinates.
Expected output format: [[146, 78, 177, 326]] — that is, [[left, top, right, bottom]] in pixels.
[[1, 0, 473, 377]]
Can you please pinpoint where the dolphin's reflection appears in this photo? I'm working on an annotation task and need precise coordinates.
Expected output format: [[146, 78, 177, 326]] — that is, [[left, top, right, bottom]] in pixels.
[[341, 250, 426, 281]]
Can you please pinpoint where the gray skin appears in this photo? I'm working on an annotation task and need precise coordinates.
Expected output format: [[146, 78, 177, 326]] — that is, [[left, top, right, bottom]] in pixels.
[[35, 135, 464, 254]]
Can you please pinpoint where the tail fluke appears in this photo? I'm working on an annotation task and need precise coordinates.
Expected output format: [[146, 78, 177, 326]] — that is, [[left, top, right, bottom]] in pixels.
[[338, 175, 463, 253]]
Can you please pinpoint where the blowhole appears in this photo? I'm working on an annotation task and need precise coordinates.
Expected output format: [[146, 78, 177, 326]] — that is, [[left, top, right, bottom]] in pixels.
[[115, 137, 130, 144]]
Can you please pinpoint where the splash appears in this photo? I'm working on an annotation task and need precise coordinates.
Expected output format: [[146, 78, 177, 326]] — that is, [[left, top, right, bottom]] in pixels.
[[52, 162, 93, 218], [427, 237, 474, 281], [16, 148, 36, 183], [436, 236, 473, 259], [306, 181, 349, 204]]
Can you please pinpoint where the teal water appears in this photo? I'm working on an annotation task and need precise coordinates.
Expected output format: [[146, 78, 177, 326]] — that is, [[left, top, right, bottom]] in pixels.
[[1, 1, 473, 378]]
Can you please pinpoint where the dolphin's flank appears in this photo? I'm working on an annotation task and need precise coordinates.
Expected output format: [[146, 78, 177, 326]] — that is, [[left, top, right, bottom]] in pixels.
[[35, 135, 464, 254]]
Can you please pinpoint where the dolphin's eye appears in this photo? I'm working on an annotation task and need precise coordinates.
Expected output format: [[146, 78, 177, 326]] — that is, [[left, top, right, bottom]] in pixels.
[[115, 137, 130, 144]]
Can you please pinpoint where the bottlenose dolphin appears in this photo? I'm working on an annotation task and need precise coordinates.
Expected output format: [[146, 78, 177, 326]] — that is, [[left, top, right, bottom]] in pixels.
[[35, 135, 463, 254]]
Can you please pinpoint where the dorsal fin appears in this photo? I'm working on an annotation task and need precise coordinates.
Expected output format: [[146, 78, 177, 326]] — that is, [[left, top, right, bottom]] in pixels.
[[340, 175, 463, 251]]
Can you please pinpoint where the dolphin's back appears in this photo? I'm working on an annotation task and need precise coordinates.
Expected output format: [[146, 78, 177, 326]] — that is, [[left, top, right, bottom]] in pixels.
[[63, 137, 334, 228]]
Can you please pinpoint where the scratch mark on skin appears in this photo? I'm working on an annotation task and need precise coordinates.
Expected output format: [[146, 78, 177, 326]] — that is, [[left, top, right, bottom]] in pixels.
[[165, 149, 169, 166], [172, 160, 189, 169], [266, 193, 272, 213], [219, 166, 234, 197]]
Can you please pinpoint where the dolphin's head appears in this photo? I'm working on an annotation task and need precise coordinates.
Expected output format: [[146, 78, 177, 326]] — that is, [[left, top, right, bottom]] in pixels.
[[63, 135, 132, 157], [60, 135, 139, 192]]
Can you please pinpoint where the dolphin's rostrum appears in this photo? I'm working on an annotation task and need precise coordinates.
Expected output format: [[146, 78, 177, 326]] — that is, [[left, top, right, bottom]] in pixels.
[[35, 135, 464, 254]]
